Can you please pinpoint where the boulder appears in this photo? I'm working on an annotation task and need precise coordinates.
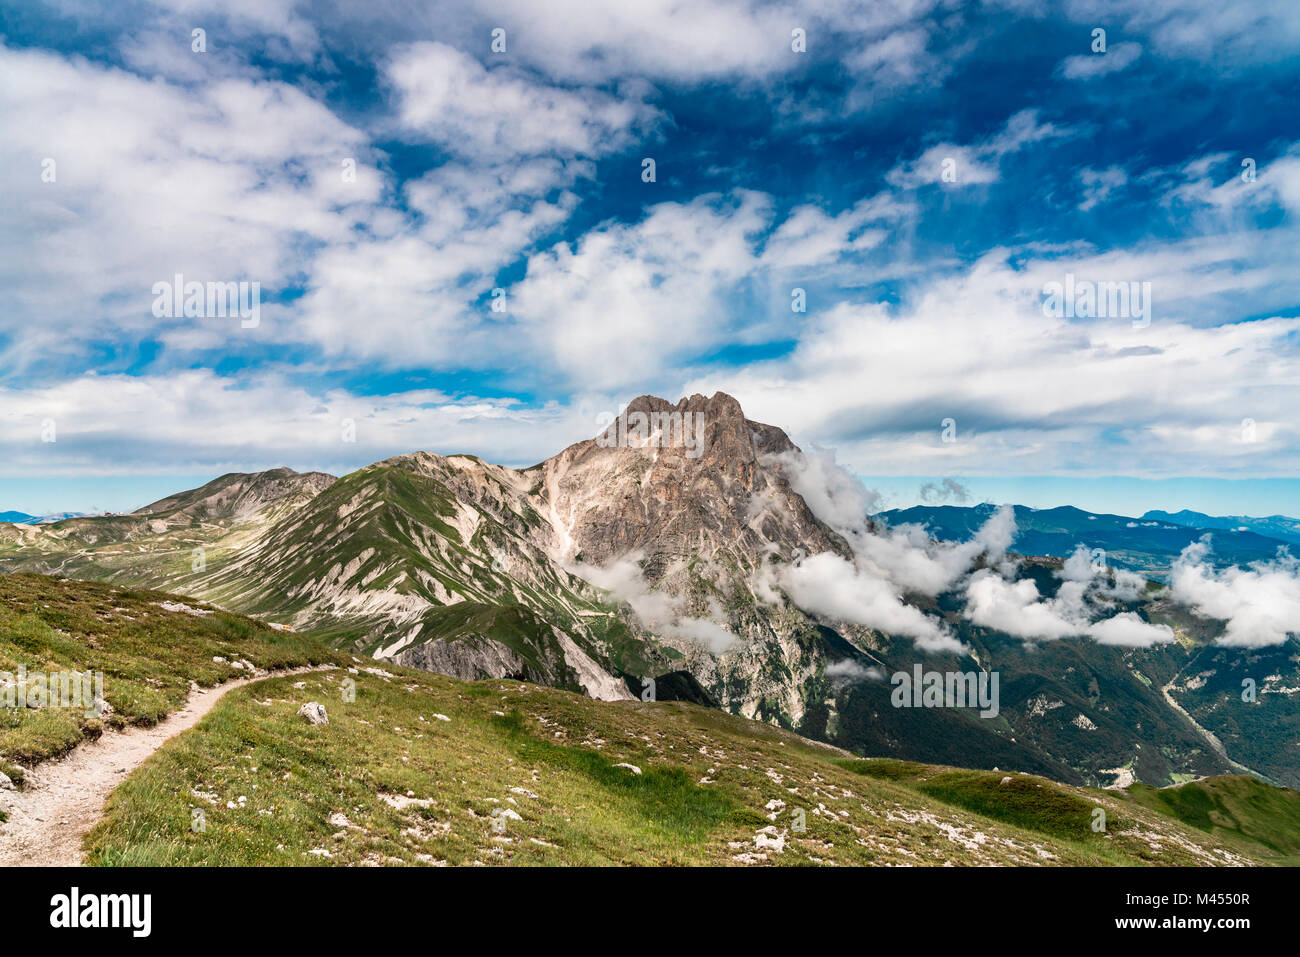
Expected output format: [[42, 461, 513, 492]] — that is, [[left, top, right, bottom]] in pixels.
[[298, 702, 328, 725]]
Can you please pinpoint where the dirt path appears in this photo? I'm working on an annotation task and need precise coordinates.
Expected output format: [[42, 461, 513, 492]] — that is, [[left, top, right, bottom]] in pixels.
[[0, 665, 331, 866]]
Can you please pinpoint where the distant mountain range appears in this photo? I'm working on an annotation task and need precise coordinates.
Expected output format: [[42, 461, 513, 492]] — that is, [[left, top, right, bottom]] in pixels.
[[0, 510, 86, 525], [876, 503, 1296, 581], [1142, 509, 1300, 547], [2, 394, 1297, 790]]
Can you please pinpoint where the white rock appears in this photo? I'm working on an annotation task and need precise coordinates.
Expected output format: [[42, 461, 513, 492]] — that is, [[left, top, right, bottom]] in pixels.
[[298, 702, 329, 725], [614, 763, 642, 775], [754, 826, 787, 853]]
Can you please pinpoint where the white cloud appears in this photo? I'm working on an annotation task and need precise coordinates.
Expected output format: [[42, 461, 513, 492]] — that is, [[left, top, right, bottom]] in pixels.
[[825, 659, 885, 684], [386, 42, 660, 160], [0, 371, 595, 477], [570, 553, 740, 653], [886, 109, 1071, 189], [964, 569, 1174, 646], [397, 0, 954, 90], [508, 191, 771, 388], [1077, 165, 1128, 211], [764, 447, 1014, 651], [1059, 42, 1142, 79], [760, 194, 903, 269], [1054, 0, 1300, 65], [0, 42, 378, 367], [1170, 538, 1300, 647], [765, 447, 881, 534], [1089, 612, 1174, 647], [289, 159, 582, 364], [918, 478, 971, 504], [688, 233, 1300, 479], [781, 552, 962, 653], [965, 571, 1080, 639]]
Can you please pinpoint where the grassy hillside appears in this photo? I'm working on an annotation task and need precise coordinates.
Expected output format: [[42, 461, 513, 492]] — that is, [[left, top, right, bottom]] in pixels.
[[83, 663, 1289, 866], [0, 572, 341, 785], [1124, 775, 1300, 862]]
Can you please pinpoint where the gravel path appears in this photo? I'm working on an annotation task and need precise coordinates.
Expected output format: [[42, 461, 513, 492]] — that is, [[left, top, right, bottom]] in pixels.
[[0, 665, 330, 866]]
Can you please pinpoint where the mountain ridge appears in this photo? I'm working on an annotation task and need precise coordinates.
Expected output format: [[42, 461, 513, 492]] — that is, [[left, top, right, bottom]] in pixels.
[[2, 393, 1297, 790]]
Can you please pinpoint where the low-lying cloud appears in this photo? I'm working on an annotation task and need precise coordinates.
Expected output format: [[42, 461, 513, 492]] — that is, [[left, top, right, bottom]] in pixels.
[[1170, 538, 1300, 647], [771, 449, 1179, 650], [568, 552, 741, 655]]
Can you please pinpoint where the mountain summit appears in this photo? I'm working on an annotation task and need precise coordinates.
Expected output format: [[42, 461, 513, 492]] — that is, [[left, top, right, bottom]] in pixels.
[[540, 391, 844, 571]]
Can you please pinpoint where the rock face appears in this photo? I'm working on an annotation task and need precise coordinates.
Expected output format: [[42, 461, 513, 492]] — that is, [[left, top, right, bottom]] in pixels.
[[536, 392, 845, 570]]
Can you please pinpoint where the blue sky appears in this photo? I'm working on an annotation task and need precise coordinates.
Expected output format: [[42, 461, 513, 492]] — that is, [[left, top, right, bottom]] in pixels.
[[1, 0, 1298, 517]]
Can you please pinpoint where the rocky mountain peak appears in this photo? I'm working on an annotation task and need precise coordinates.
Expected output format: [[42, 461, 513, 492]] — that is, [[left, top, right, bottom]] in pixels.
[[592, 391, 795, 470], [539, 392, 838, 571]]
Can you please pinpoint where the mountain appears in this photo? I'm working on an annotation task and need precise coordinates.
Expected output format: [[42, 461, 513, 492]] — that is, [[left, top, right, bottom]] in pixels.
[[2, 394, 1297, 790], [0, 467, 335, 580], [1143, 509, 1300, 547], [876, 503, 1293, 580], [133, 467, 337, 526], [0, 512, 39, 525]]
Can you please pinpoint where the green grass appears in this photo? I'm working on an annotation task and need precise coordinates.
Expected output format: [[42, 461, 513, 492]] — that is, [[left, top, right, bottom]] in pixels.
[[82, 662, 1291, 867], [489, 709, 738, 842], [1125, 775, 1300, 859], [0, 573, 342, 769]]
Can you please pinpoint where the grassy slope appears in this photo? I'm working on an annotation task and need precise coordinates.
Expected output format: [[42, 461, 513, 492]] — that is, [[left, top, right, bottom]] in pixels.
[[1125, 776, 1300, 863], [83, 662, 1286, 866], [0, 572, 343, 786]]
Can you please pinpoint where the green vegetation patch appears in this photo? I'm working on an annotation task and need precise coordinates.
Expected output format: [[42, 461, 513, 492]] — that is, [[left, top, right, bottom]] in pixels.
[[1127, 775, 1300, 857], [0, 573, 341, 770]]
